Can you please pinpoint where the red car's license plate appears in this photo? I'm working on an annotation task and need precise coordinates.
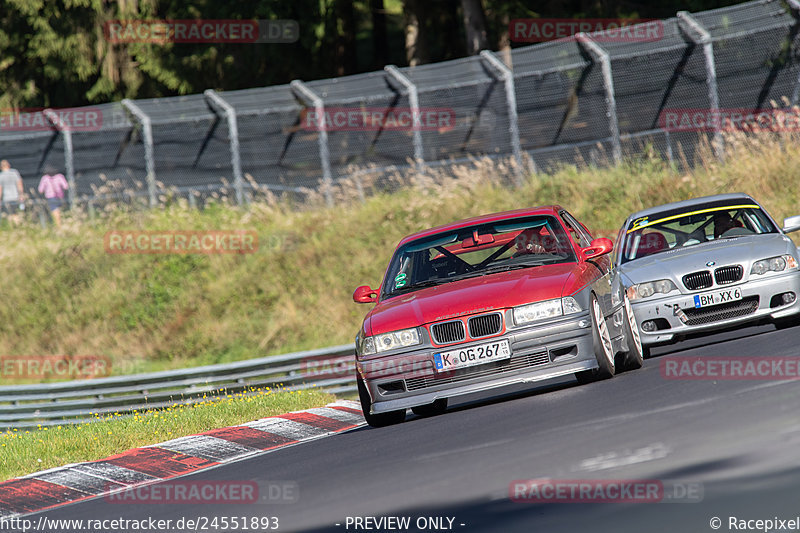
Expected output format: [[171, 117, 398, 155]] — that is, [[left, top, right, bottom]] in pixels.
[[433, 340, 511, 372]]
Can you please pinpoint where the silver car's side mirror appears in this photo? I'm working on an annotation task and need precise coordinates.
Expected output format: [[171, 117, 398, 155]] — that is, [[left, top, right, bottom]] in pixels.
[[783, 215, 800, 234]]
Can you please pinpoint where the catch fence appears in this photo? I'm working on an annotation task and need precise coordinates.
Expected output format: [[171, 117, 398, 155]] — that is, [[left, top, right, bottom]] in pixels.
[[1, 0, 798, 211]]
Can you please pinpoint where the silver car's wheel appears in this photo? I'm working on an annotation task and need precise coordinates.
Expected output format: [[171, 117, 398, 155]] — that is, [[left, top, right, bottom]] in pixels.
[[620, 295, 644, 370], [575, 294, 615, 383]]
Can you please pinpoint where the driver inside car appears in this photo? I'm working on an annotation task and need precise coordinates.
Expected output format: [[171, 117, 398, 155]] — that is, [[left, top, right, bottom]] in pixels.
[[713, 212, 737, 238], [513, 227, 555, 257]]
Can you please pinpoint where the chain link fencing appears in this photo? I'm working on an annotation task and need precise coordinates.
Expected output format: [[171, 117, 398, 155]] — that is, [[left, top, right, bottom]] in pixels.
[[1, 0, 799, 213]]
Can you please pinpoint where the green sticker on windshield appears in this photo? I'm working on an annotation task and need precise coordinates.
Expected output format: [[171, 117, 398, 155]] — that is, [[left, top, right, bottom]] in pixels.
[[394, 272, 408, 288]]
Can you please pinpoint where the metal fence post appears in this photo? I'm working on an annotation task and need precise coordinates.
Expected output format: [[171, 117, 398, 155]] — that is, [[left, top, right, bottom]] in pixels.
[[787, 1, 800, 105], [42, 109, 76, 210], [479, 50, 529, 184], [384, 65, 425, 173], [577, 33, 622, 165], [677, 11, 723, 161], [121, 99, 157, 207], [290, 80, 333, 207], [204, 90, 245, 205]]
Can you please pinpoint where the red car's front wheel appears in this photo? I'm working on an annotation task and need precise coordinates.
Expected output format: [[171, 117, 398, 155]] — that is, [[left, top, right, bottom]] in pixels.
[[357, 375, 406, 427], [575, 294, 616, 384]]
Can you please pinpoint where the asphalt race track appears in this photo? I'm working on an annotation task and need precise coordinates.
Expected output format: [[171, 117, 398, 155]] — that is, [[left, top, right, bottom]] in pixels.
[[28, 322, 800, 533]]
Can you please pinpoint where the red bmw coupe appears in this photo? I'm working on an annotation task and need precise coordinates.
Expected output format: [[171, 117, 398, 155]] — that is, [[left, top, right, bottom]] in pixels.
[[353, 206, 643, 427]]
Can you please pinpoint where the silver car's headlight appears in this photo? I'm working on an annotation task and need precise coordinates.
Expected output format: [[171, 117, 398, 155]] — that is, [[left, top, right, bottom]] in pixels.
[[361, 328, 421, 355], [627, 279, 678, 300], [750, 255, 798, 275], [514, 297, 581, 326]]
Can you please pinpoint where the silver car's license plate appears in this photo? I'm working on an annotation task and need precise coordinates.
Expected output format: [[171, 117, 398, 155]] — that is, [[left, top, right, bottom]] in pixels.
[[693, 287, 742, 308], [433, 339, 511, 372]]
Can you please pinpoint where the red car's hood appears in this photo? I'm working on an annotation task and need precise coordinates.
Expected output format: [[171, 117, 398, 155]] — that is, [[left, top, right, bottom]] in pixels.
[[364, 263, 578, 335]]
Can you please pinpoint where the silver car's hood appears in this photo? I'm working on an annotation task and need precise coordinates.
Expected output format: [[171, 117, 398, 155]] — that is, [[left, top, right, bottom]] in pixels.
[[618, 234, 797, 287]]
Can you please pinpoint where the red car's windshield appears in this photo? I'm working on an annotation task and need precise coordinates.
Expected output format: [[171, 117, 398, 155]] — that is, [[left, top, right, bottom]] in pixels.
[[382, 215, 576, 298]]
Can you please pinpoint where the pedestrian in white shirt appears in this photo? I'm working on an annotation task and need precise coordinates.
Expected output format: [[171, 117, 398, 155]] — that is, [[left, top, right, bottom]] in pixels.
[[0, 160, 25, 226]]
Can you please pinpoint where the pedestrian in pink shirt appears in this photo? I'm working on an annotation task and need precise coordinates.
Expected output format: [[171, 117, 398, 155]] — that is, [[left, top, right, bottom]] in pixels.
[[38, 166, 69, 226]]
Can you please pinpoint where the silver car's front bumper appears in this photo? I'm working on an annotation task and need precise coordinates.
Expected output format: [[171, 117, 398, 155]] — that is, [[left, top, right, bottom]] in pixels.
[[359, 311, 598, 414], [630, 269, 800, 344]]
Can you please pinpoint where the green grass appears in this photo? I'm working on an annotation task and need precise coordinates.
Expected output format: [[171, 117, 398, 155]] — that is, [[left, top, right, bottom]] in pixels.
[[0, 388, 335, 482], [0, 132, 798, 382]]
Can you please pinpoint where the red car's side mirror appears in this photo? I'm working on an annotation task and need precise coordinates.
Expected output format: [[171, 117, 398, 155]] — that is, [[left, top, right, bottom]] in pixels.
[[582, 238, 614, 259], [353, 285, 379, 303]]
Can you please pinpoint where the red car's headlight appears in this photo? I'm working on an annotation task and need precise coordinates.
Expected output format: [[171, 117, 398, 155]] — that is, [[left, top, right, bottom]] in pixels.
[[361, 328, 421, 356], [513, 297, 581, 326]]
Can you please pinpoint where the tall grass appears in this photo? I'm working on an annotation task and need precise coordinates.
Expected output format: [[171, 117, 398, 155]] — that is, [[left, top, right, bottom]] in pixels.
[[0, 132, 797, 380]]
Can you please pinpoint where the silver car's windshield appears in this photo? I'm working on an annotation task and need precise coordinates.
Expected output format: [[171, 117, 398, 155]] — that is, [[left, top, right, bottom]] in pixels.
[[382, 216, 575, 298], [621, 203, 778, 264]]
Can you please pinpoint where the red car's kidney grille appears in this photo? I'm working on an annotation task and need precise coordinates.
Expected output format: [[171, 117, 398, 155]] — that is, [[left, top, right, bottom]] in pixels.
[[467, 313, 503, 338], [430, 320, 466, 344], [714, 265, 743, 285], [405, 351, 550, 391], [683, 270, 713, 291]]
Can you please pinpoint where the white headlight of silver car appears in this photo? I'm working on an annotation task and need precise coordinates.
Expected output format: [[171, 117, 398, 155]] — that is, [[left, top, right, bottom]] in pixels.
[[627, 279, 678, 300], [751, 255, 798, 275]]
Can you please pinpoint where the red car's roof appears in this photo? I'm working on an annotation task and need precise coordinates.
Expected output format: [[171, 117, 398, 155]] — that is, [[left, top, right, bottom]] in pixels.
[[397, 206, 564, 247]]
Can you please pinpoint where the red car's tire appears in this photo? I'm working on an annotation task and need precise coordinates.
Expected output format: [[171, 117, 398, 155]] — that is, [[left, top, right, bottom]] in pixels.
[[357, 375, 406, 427], [575, 294, 616, 384]]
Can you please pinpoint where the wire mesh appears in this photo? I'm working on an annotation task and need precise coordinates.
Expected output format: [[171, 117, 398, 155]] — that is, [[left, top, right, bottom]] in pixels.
[[1, 0, 798, 207], [399, 56, 512, 167]]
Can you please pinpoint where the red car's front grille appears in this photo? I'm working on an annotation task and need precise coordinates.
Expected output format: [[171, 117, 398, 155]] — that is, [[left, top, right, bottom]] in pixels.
[[430, 320, 466, 344], [467, 313, 503, 338]]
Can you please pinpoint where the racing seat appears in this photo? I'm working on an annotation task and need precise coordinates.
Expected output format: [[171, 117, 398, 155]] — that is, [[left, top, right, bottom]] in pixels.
[[636, 232, 668, 258]]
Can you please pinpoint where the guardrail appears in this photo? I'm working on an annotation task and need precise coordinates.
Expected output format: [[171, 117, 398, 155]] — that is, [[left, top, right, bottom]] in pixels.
[[0, 345, 357, 430]]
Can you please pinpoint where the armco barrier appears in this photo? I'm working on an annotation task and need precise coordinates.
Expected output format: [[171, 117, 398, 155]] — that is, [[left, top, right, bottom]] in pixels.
[[0, 344, 356, 430]]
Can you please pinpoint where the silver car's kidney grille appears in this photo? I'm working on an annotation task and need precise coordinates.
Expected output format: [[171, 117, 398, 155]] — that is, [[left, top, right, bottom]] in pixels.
[[714, 265, 743, 285], [467, 313, 503, 338], [683, 270, 713, 291], [405, 351, 550, 391], [430, 320, 466, 344], [683, 296, 759, 326]]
